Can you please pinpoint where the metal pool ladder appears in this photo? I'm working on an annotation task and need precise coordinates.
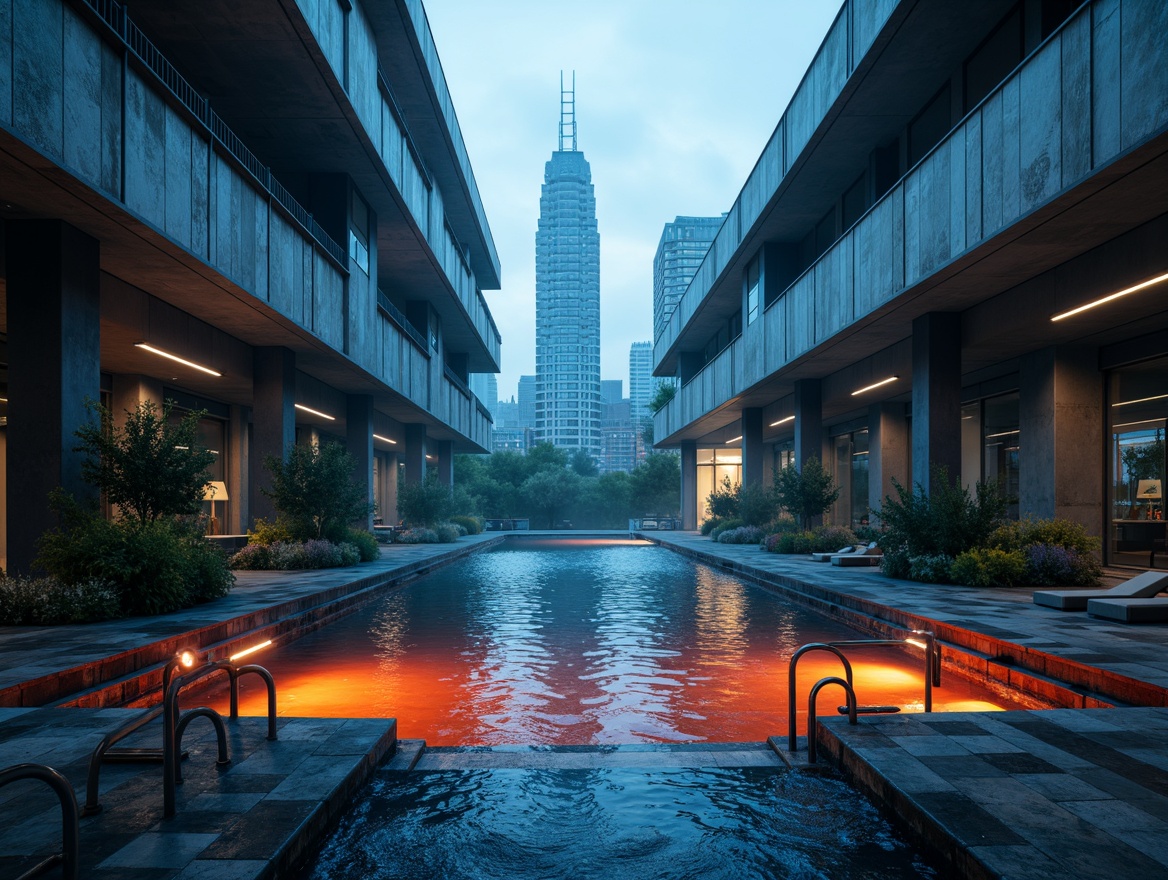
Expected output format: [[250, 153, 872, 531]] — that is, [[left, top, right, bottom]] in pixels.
[[788, 630, 941, 763]]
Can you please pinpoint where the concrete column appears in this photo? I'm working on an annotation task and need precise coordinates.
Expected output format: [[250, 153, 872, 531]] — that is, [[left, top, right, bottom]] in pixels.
[[911, 313, 962, 495], [228, 405, 249, 534], [252, 347, 296, 526], [403, 423, 427, 485], [1019, 346, 1103, 535], [434, 439, 454, 487], [680, 441, 698, 530], [793, 379, 823, 468], [741, 408, 764, 487], [346, 394, 374, 530], [869, 401, 909, 526], [6, 221, 100, 574], [110, 375, 163, 426]]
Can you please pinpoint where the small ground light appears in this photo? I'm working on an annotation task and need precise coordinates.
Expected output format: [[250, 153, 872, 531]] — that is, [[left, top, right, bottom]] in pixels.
[[178, 649, 198, 668]]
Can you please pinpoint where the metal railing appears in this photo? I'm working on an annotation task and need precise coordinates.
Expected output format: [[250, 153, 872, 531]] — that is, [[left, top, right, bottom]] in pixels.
[[377, 288, 430, 354], [0, 764, 79, 880], [788, 631, 940, 763], [83, 650, 278, 818], [78, 0, 347, 268]]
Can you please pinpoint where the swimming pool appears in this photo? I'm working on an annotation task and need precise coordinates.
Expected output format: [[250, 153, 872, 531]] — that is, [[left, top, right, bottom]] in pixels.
[[301, 762, 938, 880], [218, 538, 1017, 744]]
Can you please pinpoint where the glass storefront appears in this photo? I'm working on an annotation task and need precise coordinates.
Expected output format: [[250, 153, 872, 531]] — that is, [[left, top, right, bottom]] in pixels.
[[959, 392, 1020, 519], [1108, 358, 1167, 568], [829, 429, 869, 529], [696, 447, 742, 525]]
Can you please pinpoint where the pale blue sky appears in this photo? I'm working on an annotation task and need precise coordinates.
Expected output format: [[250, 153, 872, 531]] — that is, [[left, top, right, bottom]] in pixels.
[[423, 1, 843, 400]]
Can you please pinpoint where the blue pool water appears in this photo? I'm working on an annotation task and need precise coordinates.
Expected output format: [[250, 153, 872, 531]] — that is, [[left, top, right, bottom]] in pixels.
[[303, 763, 937, 879]]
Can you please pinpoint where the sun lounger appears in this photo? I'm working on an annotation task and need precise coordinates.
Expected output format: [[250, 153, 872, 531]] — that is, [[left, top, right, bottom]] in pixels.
[[1087, 596, 1168, 623], [810, 545, 858, 563], [831, 543, 882, 567], [1032, 570, 1168, 611]]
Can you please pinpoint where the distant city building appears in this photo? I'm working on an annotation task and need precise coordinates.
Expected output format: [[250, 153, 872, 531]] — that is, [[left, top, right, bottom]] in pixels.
[[518, 374, 537, 430], [493, 426, 533, 454], [601, 379, 624, 407], [495, 396, 519, 428], [629, 341, 653, 463], [600, 397, 636, 474], [535, 73, 601, 457], [469, 373, 497, 421], [653, 215, 723, 341]]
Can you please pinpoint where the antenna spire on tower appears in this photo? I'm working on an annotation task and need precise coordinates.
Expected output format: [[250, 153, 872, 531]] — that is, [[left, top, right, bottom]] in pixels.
[[559, 70, 577, 152]]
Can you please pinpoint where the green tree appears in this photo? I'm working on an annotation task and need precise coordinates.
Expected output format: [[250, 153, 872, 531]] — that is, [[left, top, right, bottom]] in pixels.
[[522, 468, 580, 528], [706, 476, 739, 520], [262, 442, 373, 540], [773, 457, 839, 529], [526, 442, 570, 473], [75, 400, 215, 526], [570, 449, 599, 477], [396, 471, 454, 527], [648, 381, 677, 414], [630, 452, 680, 516], [876, 465, 1007, 559]]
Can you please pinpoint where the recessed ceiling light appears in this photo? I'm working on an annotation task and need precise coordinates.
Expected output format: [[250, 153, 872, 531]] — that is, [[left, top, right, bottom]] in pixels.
[[295, 403, 335, 421], [1113, 393, 1168, 408], [851, 376, 898, 396], [770, 415, 794, 427], [135, 343, 221, 377], [373, 433, 397, 444], [726, 435, 743, 444], [1051, 271, 1168, 321]]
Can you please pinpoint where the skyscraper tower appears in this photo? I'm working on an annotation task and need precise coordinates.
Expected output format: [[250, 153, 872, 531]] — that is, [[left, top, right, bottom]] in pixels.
[[653, 215, 724, 341], [535, 72, 601, 456]]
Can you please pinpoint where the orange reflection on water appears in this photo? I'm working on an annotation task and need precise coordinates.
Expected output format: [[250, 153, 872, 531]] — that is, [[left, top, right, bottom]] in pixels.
[[209, 544, 1020, 745]]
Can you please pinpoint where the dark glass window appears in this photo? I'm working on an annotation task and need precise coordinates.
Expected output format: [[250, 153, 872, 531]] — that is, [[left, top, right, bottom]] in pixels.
[[908, 83, 951, 168], [964, 5, 1023, 112]]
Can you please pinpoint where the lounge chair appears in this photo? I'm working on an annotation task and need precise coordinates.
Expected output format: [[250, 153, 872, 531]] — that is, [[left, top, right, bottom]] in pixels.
[[1086, 596, 1168, 623], [810, 545, 858, 563], [831, 542, 882, 567], [1032, 570, 1168, 611]]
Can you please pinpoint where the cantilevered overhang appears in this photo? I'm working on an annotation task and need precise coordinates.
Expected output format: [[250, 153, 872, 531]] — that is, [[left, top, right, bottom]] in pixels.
[[125, 0, 500, 372], [655, 0, 1016, 376]]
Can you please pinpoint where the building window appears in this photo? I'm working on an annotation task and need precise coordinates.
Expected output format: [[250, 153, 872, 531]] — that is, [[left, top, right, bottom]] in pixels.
[[830, 429, 869, 530], [350, 190, 370, 274], [745, 256, 760, 325], [983, 393, 1020, 520], [695, 447, 742, 525], [1108, 357, 1167, 568], [908, 83, 952, 168]]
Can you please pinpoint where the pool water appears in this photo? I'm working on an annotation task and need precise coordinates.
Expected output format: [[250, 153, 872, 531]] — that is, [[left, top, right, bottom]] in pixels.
[[219, 539, 1018, 744], [301, 763, 937, 880]]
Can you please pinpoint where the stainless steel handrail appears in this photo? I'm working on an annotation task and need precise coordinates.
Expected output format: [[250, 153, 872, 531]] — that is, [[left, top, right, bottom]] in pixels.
[[0, 763, 79, 880], [807, 677, 858, 764], [788, 631, 940, 754]]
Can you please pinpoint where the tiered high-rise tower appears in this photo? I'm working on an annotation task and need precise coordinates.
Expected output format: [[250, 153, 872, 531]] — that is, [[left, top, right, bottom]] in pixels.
[[534, 73, 601, 457], [653, 215, 724, 341]]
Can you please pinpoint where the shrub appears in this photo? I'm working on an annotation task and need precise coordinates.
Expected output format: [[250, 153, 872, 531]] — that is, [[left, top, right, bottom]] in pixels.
[[1025, 543, 1100, 586], [0, 576, 120, 625], [396, 527, 439, 544], [700, 517, 724, 536], [435, 523, 462, 543], [809, 526, 859, 553], [773, 457, 839, 529], [228, 543, 272, 570], [397, 473, 454, 528], [247, 518, 296, 546], [737, 483, 779, 527], [262, 442, 373, 541], [763, 513, 800, 535], [706, 477, 739, 520], [880, 543, 913, 579], [36, 510, 233, 617], [988, 517, 1099, 556], [449, 515, 484, 535], [717, 525, 766, 545], [345, 529, 381, 562], [951, 548, 1028, 588], [708, 519, 744, 542], [338, 542, 361, 567], [875, 466, 1007, 559], [301, 539, 343, 569], [908, 554, 955, 584]]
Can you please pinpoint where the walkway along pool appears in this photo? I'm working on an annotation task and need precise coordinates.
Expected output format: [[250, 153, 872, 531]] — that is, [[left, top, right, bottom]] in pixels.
[[214, 538, 1025, 744]]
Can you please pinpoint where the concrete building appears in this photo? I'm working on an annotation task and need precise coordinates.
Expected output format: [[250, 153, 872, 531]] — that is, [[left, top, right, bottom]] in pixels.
[[469, 373, 498, 422], [600, 397, 636, 475], [0, 0, 501, 571], [629, 341, 653, 463], [653, 0, 1168, 572], [653, 216, 723, 342], [518, 374, 537, 430], [534, 75, 601, 457]]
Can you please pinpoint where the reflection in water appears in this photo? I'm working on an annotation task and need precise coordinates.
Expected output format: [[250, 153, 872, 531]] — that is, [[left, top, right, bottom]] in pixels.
[[217, 541, 1018, 744]]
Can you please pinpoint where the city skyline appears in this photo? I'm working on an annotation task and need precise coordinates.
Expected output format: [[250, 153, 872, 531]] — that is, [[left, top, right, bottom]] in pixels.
[[423, 1, 843, 395]]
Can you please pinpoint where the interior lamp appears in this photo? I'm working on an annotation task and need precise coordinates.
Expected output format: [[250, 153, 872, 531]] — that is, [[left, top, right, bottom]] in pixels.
[[204, 481, 229, 535]]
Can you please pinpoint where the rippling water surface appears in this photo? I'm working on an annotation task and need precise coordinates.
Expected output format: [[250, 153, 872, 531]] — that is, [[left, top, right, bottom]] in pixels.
[[222, 539, 1014, 744]]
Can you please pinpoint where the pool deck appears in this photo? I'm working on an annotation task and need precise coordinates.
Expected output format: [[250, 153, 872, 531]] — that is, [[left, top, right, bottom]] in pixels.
[[2, 530, 1168, 878]]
